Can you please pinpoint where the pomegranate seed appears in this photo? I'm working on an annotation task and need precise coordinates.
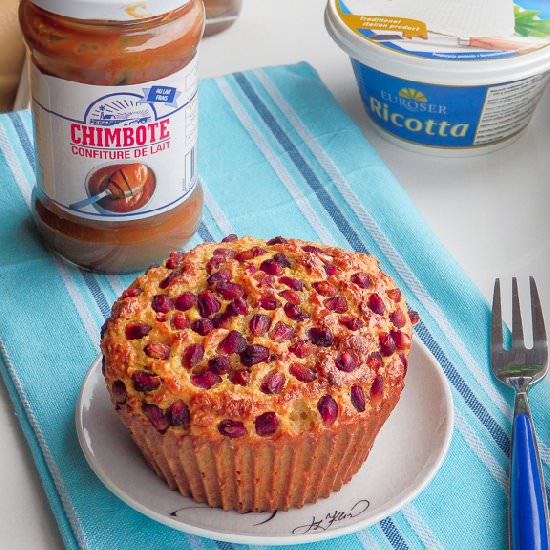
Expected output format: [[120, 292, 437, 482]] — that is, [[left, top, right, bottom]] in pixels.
[[387, 288, 402, 302], [273, 253, 291, 268], [302, 245, 323, 253], [307, 327, 334, 347], [211, 312, 232, 329], [197, 291, 221, 318], [255, 412, 279, 437], [367, 352, 383, 371], [191, 370, 222, 389], [278, 277, 302, 292], [336, 349, 358, 372], [218, 330, 247, 354], [209, 356, 231, 374], [379, 333, 396, 356], [350, 385, 366, 412], [267, 236, 288, 245], [279, 289, 301, 305], [390, 330, 411, 351], [312, 281, 337, 297], [250, 314, 272, 337], [391, 309, 406, 328], [206, 256, 225, 273], [317, 395, 338, 425], [122, 287, 143, 298], [368, 294, 385, 315], [255, 272, 275, 289], [191, 319, 214, 336], [324, 264, 339, 276], [252, 246, 267, 257], [213, 247, 235, 259], [409, 310, 420, 325], [288, 340, 315, 358], [174, 292, 197, 311], [171, 312, 188, 330], [284, 302, 309, 321], [324, 296, 348, 313], [151, 295, 173, 314], [260, 371, 285, 394], [125, 322, 152, 340], [351, 273, 372, 289], [111, 380, 127, 404], [142, 404, 169, 432], [159, 270, 182, 289], [167, 400, 190, 428], [339, 317, 363, 331], [259, 297, 281, 310], [183, 343, 204, 369], [401, 353, 408, 377], [216, 281, 246, 300], [156, 314, 168, 323], [289, 364, 317, 382], [260, 259, 283, 276], [241, 344, 270, 366], [165, 251, 185, 269], [370, 375, 384, 400], [236, 250, 254, 262], [207, 268, 231, 286], [144, 342, 171, 360], [227, 297, 249, 316], [218, 420, 247, 438], [221, 233, 238, 242], [229, 369, 250, 386], [133, 371, 161, 392], [269, 321, 295, 341]]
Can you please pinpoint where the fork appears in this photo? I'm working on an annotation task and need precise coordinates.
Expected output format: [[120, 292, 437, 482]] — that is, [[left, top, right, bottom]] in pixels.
[[491, 277, 550, 549]]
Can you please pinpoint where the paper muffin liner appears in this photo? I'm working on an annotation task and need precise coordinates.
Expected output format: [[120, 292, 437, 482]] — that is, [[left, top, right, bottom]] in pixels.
[[118, 398, 397, 513]]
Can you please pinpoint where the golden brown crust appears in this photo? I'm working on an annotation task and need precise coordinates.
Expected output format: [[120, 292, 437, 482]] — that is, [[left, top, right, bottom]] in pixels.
[[101, 237, 413, 442]]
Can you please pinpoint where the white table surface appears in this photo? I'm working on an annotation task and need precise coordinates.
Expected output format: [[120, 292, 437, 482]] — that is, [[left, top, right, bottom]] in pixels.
[[2, 1, 549, 548]]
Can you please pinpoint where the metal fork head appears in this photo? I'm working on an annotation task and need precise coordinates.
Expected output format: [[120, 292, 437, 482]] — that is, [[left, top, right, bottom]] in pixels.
[[490, 277, 549, 390]]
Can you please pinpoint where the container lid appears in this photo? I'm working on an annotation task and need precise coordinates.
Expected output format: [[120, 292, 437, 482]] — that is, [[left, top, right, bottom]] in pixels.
[[325, 0, 550, 85], [32, 0, 192, 21]]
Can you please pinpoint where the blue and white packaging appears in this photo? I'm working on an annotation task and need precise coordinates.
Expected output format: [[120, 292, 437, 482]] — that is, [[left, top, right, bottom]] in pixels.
[[325, 0, 550, 155]]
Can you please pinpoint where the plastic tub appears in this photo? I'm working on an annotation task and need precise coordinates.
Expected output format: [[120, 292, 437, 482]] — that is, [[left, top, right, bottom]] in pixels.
[[325, 0, 550, 156]]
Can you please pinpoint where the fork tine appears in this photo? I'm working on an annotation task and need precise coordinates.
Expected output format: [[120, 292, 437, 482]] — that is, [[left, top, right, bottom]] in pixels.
[[491, 278, 504, 353], [529, 276, 547, 346], [511, 277, 524, 348]]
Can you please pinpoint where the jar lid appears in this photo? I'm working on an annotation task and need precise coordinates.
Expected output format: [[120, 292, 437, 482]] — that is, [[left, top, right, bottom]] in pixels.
[[325, 0, 550, 85], [31, 0, 193, 21]]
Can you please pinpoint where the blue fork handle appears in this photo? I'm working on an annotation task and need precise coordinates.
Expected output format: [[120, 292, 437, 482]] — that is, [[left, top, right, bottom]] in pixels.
[[511, 393, 550, 550]]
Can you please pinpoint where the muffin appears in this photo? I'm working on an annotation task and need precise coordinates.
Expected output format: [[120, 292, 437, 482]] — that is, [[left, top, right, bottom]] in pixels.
[[101, 236, 417, 512]]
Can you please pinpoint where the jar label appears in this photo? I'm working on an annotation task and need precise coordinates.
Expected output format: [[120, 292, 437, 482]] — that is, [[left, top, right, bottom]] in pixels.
[[352, 61, 550, 148], [31, 57, 198, 221]]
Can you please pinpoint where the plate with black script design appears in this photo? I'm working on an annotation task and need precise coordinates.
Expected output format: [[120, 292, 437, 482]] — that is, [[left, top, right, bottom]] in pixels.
[[76, 340, 453, 545]]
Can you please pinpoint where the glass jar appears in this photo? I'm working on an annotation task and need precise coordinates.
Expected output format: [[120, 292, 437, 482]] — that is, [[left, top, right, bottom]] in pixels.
[[19, 0, 205, 273], [204, 0, 242, 36]]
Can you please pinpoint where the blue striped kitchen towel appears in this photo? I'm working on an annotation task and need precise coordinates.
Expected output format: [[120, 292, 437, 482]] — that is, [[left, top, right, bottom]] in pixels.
[[0, 62, 548, 550]]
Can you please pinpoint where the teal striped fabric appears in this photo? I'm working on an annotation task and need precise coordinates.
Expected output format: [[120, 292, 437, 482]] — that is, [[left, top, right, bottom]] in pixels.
[[0, 62, 548, 549]]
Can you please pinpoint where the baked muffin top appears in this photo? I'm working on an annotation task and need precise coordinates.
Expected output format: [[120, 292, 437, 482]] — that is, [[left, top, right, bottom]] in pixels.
[[101, 236, 416, 439]]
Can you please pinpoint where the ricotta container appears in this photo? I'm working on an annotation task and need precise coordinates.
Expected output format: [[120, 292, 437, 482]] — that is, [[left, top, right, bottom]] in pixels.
[[325, 0, 550, 155]]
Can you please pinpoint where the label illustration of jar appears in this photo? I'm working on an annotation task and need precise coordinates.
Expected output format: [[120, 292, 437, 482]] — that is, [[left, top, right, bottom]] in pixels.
[[32, 58, 198, 221]]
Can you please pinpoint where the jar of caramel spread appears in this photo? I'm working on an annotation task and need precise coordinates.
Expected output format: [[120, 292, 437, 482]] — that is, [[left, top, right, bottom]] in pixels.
[[20, 0, 205, 273]]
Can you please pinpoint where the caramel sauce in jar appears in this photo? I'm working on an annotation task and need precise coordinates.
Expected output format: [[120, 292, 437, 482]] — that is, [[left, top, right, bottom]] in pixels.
[[20, 0, 205, 273]]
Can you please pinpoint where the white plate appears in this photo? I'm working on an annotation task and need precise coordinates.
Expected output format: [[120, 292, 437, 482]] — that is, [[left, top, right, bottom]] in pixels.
[[76, 340, 454, 545]]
